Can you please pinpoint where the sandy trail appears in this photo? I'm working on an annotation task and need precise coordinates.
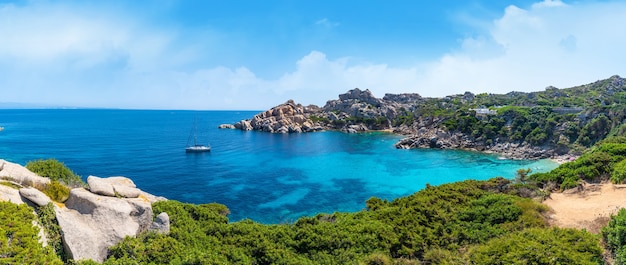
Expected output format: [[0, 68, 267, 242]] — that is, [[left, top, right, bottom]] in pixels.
[[543, 183, 626, 234]]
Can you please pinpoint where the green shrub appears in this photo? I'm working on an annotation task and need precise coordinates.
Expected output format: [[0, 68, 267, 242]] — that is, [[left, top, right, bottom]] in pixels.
[[361, 252, 392, 265], [0, 181, 21, 189], [469, 228, 602, 265], [612, 159, 626, 184], [36, 203, 65, 259], [603, 208, 626, 264], [0, 201, 63, 264], [42, 181, 70, 203], [26, 159, 85, 187]]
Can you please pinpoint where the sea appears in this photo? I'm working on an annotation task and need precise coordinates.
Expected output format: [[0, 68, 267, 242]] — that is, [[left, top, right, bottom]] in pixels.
[[0, 109, 559, 224]]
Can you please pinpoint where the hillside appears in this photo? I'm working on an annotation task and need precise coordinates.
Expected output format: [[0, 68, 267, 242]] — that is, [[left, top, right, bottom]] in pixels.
[[230, 75, 626, 159]]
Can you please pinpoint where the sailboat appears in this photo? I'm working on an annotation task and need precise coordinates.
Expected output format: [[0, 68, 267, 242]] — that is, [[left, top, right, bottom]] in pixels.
[[186, 119, 211, 153]]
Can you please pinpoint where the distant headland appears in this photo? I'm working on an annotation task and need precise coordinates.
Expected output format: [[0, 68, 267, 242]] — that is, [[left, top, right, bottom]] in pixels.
[[223, 75, 626, 161]]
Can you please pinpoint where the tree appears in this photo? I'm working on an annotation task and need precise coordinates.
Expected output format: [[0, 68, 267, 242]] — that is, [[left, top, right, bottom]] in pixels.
[[515, 168, 532, 184]]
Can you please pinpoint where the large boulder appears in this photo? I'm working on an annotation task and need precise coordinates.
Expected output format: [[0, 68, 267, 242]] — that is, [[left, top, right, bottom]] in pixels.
[[101, 176, 137, 188], [55, 188, 153, 262], [0, 159, 50, 188], [19, 187, 51, 207], [87, 176, 115, 197], [112, 185, 141, 198], [0, 183, 26, 204]]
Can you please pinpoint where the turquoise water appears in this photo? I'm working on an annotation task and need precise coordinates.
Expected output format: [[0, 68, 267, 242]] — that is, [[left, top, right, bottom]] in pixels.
[[0, 109, 558, 223]]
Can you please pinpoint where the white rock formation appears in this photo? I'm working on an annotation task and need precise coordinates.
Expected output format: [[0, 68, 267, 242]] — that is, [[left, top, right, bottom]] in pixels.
[[0, 159, 50, 188], [55, 188, 153, 262], [102, 176, 137, 188], [0, 184, 26, 204], [19, 187, 52, 206], [87, 175, 116, 197]]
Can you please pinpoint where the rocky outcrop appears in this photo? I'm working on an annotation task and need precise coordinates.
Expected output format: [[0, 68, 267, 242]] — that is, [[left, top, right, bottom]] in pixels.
[[0, 183, 26, 204], [0, 159, 50, 188], [322, 88, 409, 126], [218, 124, 236, 129], [88, 175, 142, 198], [231, 88, 422, 134], [234, 100, 324, 133], [150, 212, 170, 234], [55, 187, 154, 262], [19, 187, 51, 207], [0, 161, 170, 262], [394, 127, 554, 159], [87, 176, 115, 196]]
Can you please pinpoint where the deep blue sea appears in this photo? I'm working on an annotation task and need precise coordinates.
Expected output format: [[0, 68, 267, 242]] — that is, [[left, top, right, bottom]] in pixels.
[[0, 109, 558, 223]]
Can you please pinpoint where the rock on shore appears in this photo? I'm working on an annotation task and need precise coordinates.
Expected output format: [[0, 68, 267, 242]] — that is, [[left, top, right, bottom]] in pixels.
[[394, 128, 554, 159], [234, 100, 324, 133]]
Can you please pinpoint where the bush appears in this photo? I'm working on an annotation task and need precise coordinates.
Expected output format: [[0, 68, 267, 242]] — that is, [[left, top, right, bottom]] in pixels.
[[26, 159, 85, 187], [0, 202, 63, 264], [603, 208, 626, 264], [612, 159, 626, 184], [361, 252, 392, 265], [469, 228, 602, 265], [36, 203, 65, 259], [42, 181, 70, 202]]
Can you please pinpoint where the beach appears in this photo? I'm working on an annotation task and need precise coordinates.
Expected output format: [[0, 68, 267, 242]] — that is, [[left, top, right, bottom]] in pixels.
[[543, 183, 626, 233]]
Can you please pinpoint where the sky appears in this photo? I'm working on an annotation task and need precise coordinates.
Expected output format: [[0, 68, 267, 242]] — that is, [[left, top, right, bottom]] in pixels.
[[1, 0, 625, 110]]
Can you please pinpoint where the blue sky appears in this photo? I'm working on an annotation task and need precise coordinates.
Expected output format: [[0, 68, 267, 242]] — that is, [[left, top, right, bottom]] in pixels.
[[1, 0, 625, 110]]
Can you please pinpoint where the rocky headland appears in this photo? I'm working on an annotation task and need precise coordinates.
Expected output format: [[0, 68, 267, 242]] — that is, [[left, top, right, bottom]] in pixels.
[[224, 75, 626, 160], [0, 159, 169, 263]]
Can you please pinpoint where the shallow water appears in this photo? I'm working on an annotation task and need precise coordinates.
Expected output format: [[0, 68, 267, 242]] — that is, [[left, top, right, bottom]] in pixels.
[[0, 109, 558, 223]]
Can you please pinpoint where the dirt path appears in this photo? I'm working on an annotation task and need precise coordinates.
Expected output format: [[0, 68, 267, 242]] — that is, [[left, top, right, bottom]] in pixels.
[[543, 183, 626, 234]]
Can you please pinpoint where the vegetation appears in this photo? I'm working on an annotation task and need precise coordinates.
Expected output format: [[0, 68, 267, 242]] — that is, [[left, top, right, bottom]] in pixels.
[[328, 76, 626, 156], [469, 228, 603, 265], [41, 181, 70, 203], [96, 178, 606, 264], [36, 203, 65, 260], [0, 201, 63, 264], [531, 136, 626, 190], [603, 209, 626, 264], [26, 159, 85, 187]]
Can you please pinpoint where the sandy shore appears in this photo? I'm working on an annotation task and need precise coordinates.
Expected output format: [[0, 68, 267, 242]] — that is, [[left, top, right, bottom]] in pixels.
[[543, 183, 626, 233]]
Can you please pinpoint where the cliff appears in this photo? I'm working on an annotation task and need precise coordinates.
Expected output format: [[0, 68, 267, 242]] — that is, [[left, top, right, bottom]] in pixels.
[[227, 75, 626, 160]]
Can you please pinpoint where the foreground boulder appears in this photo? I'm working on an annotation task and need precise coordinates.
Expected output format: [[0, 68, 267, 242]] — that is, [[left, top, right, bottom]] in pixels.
[[0, 159, 50, 188], [19, 187, 52, 207], [87, 175, 142, 198], [54, 188, 154, 262]]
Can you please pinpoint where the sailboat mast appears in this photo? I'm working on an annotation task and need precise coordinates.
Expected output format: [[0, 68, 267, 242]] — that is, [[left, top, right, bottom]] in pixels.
[[194, 118, 198, 145]]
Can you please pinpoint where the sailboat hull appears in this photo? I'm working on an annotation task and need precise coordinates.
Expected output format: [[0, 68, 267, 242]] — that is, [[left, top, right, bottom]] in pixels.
[[185, 145, 211, 153]]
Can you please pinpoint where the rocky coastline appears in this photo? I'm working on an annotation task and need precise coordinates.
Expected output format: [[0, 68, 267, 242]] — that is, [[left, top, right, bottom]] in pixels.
[[222, 88, 580, 160]]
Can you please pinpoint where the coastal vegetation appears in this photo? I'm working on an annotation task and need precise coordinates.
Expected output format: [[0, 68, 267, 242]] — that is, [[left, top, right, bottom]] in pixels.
[[531, 135, 626, 190], [0, 202, 62, 264], [26, 159, 85, 188], [95, 178, 605, 264]]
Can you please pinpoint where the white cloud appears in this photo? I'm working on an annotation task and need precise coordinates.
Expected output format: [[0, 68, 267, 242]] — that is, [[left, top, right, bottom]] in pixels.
[[2, 0, 626, 110], [415, 0, 626, 96], [315, 18, 339, 28]]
